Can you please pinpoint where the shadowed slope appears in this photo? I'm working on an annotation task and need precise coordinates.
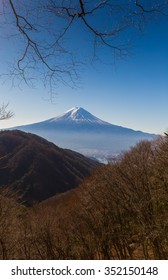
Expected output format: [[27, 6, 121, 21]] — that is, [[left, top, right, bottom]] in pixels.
[[0, 130, 99, 205]]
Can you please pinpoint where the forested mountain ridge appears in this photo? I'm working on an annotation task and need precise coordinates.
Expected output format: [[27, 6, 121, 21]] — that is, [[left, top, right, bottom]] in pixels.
[[0, 130, 99, 205], [0, 132, 167, 260]]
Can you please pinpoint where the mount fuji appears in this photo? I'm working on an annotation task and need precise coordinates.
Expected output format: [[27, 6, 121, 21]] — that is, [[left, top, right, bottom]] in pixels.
[[10, 107, 156, 162]]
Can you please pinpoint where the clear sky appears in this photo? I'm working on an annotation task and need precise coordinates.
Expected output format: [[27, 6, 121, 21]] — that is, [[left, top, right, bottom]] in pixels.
[[0, 3, 168, 135]]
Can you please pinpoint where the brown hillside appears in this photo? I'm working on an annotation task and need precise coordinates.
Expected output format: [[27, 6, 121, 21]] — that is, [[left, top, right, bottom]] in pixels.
[[0, 130, 99, 205]]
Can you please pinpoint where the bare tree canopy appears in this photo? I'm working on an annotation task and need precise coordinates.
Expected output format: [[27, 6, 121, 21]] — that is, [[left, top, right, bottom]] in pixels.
[[0, 103, 14, 120], [1, 0, 168, 90]]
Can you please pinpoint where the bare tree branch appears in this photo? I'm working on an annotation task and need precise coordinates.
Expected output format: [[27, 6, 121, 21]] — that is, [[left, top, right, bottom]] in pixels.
[[0, 103, 14, 120], [135, 1, 168, 15], [0, 0, 166, 91]]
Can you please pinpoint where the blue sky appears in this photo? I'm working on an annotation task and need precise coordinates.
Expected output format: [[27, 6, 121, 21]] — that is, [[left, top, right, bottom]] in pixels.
[[0, 5, 168, 135]]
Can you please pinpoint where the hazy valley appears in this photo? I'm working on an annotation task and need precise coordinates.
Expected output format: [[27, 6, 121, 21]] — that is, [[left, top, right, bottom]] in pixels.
[[0, 108, 167, 260], [0, 0, 168, 264], [11, 107, 156, 162]]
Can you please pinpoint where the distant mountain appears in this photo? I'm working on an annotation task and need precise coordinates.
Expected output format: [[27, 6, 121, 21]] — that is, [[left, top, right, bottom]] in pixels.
[[0, 130, 99, 205], [13, 107, 114, 132], [10, 107, 157, 162], [12, 106, 153, 133]]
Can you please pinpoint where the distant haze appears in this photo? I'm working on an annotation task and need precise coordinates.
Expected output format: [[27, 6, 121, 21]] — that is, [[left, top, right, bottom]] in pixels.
[[9, 107, 157, 162]]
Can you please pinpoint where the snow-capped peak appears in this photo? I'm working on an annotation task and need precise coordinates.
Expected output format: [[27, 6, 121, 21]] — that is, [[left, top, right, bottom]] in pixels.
[[50, 107, 111, 125]]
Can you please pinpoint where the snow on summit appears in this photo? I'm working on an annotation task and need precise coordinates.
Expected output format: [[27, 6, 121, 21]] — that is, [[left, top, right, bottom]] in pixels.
[[49, 107, 110, 125], [10, 107, 156, 135], [8, 106, 156, 162]]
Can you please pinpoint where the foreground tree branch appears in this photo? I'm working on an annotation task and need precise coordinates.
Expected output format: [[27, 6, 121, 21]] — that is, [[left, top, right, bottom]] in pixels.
[[1, 0, 167, 91], [0, 103, 14, 120]]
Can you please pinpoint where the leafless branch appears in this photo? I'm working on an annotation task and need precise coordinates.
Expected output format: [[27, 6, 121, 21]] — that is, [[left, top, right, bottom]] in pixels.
[[0, 0, 166, 91], [0, 103, 14, 120]]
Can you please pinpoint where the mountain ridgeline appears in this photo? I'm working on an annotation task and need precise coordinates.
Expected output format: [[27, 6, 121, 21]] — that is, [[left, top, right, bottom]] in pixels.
[[0, 130, 99, 205], [12, 107, 156, 162], [0, 121, 167, 260]]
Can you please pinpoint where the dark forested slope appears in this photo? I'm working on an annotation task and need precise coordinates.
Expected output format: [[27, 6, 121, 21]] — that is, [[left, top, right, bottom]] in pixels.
[[0, 130, 99, 205]]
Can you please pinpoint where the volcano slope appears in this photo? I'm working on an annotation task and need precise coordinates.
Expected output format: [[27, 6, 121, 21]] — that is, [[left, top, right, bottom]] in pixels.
[[12, 107, 156, 162]]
